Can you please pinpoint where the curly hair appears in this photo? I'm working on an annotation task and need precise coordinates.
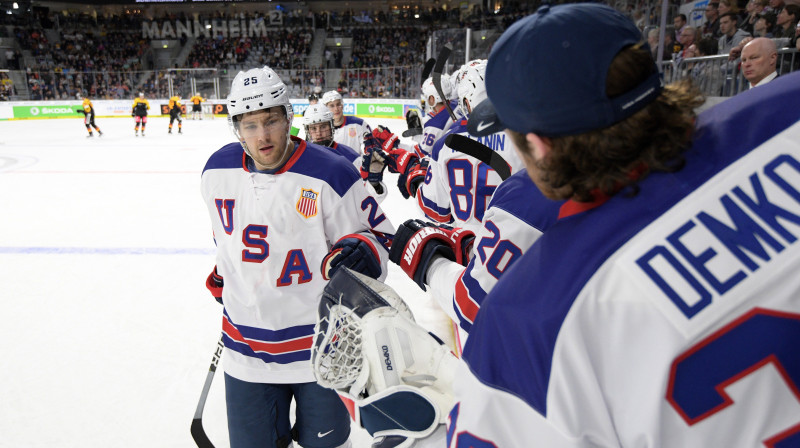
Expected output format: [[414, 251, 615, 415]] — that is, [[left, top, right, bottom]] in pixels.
[[510, 44, 705, 202]]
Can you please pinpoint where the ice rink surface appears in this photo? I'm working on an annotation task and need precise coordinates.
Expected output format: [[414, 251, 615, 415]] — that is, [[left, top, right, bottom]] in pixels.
[[0, 115, 454, 447]]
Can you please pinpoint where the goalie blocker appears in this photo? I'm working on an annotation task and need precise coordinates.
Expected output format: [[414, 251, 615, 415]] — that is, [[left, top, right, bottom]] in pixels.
[[312, 268, 457, 447]]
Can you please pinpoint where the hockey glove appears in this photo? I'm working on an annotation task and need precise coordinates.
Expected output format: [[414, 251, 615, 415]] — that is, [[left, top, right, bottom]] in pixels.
[[404, 158, 428, 199], [372, 125, 400, 151], [360, 132, 387, 184], [322, 236, 382, 281], [205, 266, 224, 305], [388, 219, 475, 291], [313, 269, 456, 444]]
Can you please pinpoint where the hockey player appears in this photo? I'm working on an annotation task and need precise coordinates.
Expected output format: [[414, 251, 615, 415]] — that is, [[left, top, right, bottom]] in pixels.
[[320, 90, 371, 151], [78, 96, 102, 137], [131, 92, 149, 137], [416, 75, 458, 156], [303, 103, 388, 202], [201, 66, 394, 448], [370, 63, 525, 234], [449, 4, 800, 445], [390, 171, 562, 347], [167, 95, 182, 134], [317, 4, 800, 447], [189, 92, 205, 120]]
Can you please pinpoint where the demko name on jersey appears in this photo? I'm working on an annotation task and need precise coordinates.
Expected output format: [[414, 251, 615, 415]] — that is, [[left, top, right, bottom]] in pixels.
[[630, 148, 800, 328]]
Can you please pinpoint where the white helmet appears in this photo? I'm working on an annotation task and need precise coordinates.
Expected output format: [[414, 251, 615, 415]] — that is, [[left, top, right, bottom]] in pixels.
[[457, 64, 488, 117], [227, 66, 292, 122], [302, 103, 335, 147], [227, 66, 293, 158], [321, 90, 342, 105], [421, 74, 451, 107]]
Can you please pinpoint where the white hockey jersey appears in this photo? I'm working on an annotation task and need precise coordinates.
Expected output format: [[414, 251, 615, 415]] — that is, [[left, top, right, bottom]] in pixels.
[[449, 74, 800, 447], [201, 137, 394, 384], [416, 120, 525, 234], [418, 100, 460, 156], [426, 170, 562, 338], [333, 116, 372, 153]]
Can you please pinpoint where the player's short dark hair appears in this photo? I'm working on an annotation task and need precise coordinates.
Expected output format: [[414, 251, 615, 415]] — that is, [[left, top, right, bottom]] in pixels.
[[720, 12, 739, 22], [677, 13, 687, 21], [507, 44, 704, 202]]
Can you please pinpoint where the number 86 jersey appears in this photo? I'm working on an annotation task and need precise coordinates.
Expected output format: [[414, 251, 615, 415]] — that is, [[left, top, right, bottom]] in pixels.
[[417, 121, 524, 234]]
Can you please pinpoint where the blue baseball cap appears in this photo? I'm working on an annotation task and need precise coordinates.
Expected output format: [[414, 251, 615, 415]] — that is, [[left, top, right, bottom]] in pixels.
[[468, 3, 663, 137]]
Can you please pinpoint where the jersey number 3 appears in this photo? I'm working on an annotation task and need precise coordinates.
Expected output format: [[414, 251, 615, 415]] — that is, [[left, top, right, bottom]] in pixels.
[[667, 307, 800, 446]]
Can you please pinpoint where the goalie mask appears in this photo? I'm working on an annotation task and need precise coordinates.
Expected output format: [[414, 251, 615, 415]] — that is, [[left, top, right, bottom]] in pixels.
[[303, 103, 335, 147], [227, 66, 293, 165]]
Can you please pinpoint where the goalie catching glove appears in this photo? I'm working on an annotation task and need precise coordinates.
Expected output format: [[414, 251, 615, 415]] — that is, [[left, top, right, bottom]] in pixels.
[[388, 219, 475, 291], [312, 268, 457, 447]]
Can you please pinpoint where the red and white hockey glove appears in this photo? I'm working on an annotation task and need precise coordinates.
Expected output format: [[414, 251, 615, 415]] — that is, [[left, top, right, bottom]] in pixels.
[[404, 157, 428, 199], [322, 236, 382, 281], [205, 266, 224, 305], [388, 219, 475, 291], [372, 127, 418, 174]]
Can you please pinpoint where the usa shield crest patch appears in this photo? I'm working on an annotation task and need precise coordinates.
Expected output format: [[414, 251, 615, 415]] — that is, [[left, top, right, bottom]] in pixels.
[[296, 188, 319, 218]]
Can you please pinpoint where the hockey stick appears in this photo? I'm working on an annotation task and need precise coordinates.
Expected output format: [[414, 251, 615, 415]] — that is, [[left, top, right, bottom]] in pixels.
[[445, 134, 511, 180], [432, 46, 457, 122], [421, 57, 436, 84], [191, 333, 224, 448]]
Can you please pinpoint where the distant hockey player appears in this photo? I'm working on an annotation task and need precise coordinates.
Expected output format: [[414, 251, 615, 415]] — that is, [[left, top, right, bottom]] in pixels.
[[167, 95, 182, 134], [200, 66, 394, 448], [303, 103, 387, 201], [78, 96, 102, 137], [321, 90, 371, 151], [189, 92, 205, 120], [131, 92, 149, 137]]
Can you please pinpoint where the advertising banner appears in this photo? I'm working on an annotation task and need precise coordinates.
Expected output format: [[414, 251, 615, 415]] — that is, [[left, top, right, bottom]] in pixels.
[[356, 103, 404, 118], [13, 105, 82, 119]]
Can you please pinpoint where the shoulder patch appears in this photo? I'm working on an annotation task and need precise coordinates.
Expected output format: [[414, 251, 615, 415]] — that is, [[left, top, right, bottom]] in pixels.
[[296, 188, 319, 218]]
